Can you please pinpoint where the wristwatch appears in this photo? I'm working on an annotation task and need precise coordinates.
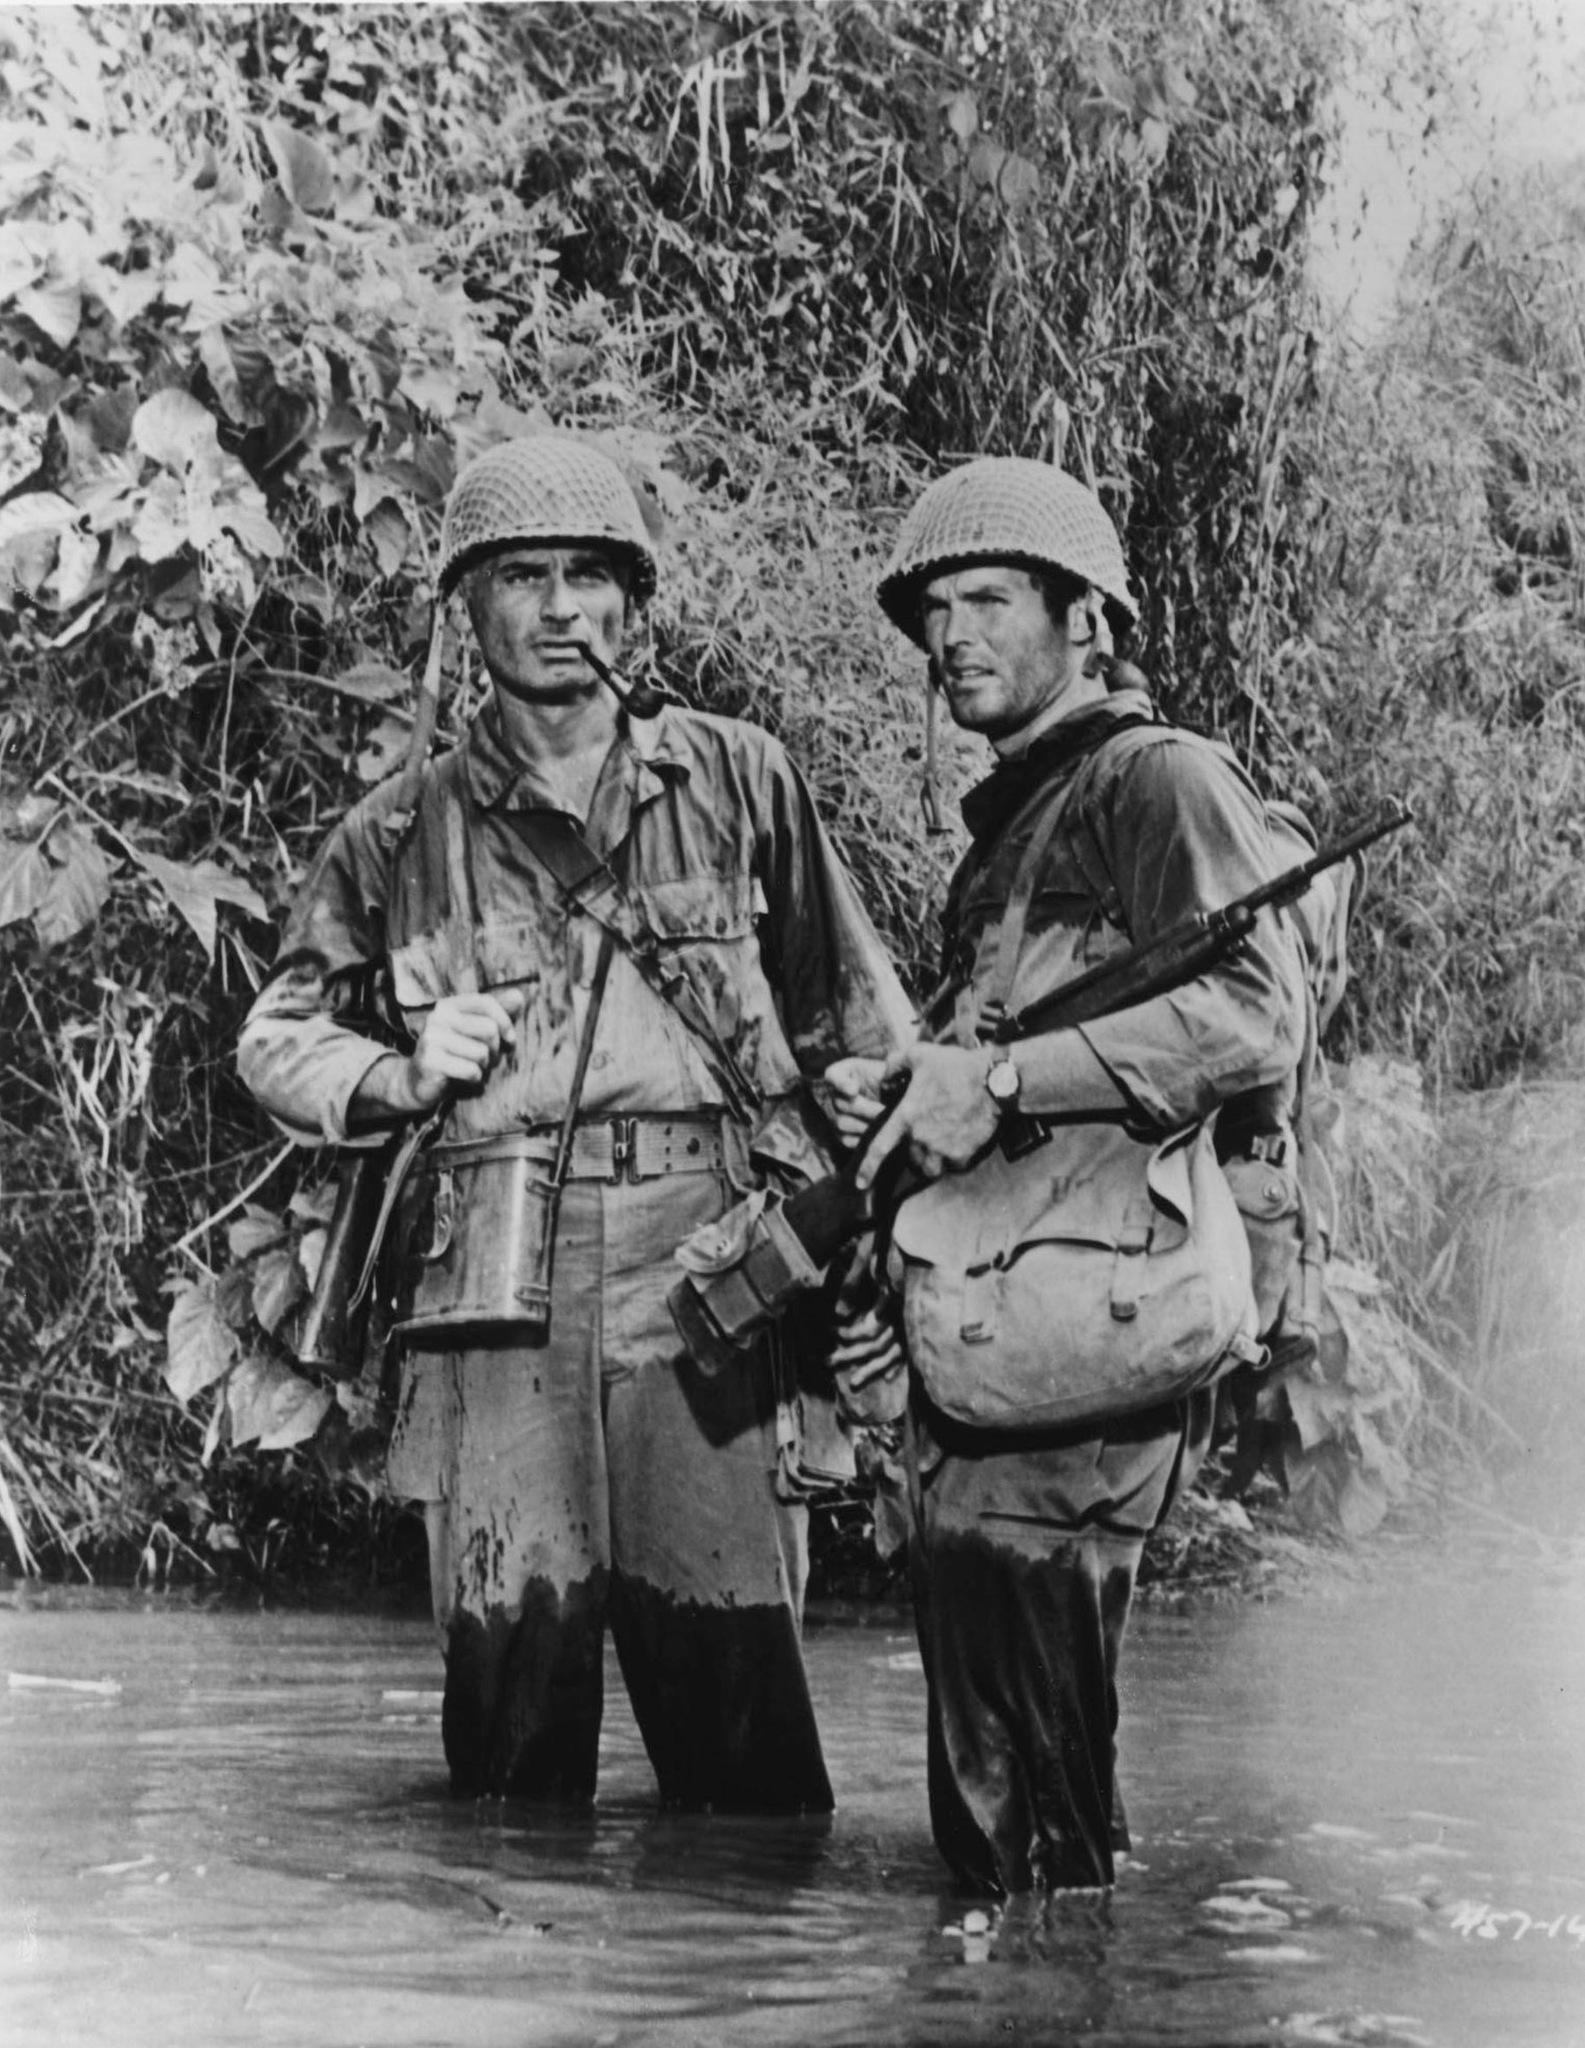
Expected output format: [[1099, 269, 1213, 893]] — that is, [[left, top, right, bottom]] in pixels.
[[983, 1054, 1021, 1116]]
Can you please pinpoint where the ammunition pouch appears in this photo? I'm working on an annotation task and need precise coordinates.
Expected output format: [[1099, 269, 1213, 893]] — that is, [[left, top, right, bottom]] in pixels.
[[668, 1189, 825, 1376]]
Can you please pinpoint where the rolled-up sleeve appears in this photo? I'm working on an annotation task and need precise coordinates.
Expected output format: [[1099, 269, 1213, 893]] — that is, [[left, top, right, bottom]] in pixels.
[[752, 742, 917, 1072], [237, 807, 398, 1146], [1076, 738, 1307, 1126]]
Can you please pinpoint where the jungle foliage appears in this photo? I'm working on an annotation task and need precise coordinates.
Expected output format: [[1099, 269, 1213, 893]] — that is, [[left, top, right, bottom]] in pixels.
[[0, 0, 1569, 1582]]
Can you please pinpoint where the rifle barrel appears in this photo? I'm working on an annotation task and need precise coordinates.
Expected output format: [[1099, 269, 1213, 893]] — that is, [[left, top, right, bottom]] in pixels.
[[992, 800, 1412, 1044]]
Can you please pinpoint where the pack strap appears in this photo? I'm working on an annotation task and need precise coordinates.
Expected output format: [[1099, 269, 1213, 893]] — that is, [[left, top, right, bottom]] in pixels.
[[926, 709, 1159, 1038]]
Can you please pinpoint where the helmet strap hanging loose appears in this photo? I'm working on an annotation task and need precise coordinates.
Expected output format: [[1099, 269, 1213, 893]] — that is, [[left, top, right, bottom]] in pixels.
[[920, 676, 949, 836], [379, 603, 448, 850]]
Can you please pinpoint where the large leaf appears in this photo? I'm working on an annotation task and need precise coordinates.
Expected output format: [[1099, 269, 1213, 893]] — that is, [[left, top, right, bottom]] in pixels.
[[251, 1241, 306, 1336], [129, 474, 191, 560], [0, 353, 32, 412], [197, 323, 251, 423], [165, 1280, 239, 1402], [226, 1351, 329, 1451], [131, 848, 267, 960], [0, 491, 76, 547], [15, 279, 82, 349], [162, 242, 234, 327], [131, 389, 221, 474], [34, 817, 113, 946], [49, 523, 100, 610], [263, 120, 337, 216], [363, 500, 409, 577], [0, 828, 51, 929], [219, 496, 286, 560], [227, 1210, 286, 1261]]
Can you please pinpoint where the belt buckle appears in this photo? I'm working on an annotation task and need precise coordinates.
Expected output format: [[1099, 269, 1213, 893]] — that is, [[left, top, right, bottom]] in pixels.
[[609, 1116, 636, 1184]]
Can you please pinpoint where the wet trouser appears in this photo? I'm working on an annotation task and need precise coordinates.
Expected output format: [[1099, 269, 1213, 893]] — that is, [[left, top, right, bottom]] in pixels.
[[386, 1169, 833, 1813], [906, 1387, 1211, 1895]]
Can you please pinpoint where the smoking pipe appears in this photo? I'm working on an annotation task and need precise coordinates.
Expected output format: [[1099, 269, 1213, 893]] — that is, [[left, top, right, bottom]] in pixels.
[[578, 640, 680, 719]]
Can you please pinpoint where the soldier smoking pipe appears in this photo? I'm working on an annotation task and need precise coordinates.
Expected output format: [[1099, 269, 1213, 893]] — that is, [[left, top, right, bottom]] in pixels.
[[666, 800, 1414, 1376], [577, 640, 680, 719]]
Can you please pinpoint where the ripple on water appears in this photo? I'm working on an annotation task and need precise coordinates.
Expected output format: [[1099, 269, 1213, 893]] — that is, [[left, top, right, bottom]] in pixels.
[[0, 1554, 1582, 2048]]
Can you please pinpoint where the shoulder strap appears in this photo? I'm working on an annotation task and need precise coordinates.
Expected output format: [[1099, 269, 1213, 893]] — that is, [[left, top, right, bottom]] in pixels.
[[929, 709, 1159, 1034], [1062, 715, 1183, 935], [549, 923, 617, 1189], [975, 793, 1075, 1039], [506, 810, 764, 1124]]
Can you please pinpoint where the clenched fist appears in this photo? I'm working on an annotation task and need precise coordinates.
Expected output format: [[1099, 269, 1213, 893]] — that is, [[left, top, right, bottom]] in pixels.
[[352, 987, 528, 1122]]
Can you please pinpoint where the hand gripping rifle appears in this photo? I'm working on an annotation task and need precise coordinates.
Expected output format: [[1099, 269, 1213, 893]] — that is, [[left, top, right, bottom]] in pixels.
[[666, 799, 1413, 1376]]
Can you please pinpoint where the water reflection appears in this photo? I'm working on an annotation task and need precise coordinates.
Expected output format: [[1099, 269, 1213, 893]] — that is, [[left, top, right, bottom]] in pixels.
[[1, 1542, 1582, 2047]]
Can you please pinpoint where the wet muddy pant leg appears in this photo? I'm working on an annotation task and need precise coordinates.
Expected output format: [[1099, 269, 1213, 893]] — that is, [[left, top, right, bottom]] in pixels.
[[432, 1189, 614, 1803], [912, 1511, 1143, 1895], [441, 1564, 608, 1803], [907, 1394, 1195, 1894], [604, 1327, 833, 1814]]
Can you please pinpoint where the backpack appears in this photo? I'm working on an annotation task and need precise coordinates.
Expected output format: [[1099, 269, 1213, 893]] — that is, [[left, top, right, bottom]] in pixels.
[[1060, 722, 1363, 1364]]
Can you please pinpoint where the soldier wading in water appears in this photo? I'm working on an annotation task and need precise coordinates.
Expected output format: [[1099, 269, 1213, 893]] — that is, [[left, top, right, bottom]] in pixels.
[[827, 458, 1308, 1895], [239, 435, 913, 1811]]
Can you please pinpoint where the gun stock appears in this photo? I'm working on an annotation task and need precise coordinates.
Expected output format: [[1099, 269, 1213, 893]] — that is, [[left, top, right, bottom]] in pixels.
[[296, 1147, 389, 1375]]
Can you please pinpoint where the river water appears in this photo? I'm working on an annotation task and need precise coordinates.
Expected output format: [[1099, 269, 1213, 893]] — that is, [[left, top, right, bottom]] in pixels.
[[2, 1537, 1582, 2048]]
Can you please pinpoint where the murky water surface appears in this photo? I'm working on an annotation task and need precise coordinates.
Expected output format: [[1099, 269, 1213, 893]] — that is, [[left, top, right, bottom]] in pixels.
[[2, 1542, 1582, 2047]]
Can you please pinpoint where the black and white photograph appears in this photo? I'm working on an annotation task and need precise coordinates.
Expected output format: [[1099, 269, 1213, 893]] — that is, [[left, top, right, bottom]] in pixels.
[[1, 3, 1583, 2043]]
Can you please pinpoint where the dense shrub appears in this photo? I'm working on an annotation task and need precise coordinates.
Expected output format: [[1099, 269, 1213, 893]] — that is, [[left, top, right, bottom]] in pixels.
[[1294, 166, 1585, 1089], [0, 0, 1356, 1576]]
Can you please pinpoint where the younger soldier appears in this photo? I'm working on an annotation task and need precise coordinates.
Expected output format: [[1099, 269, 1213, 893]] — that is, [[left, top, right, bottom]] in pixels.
[[829, 458, 1307, 1893]]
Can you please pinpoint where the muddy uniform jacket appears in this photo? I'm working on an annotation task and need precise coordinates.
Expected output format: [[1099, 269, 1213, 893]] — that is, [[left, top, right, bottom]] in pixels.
[[239, 703, 914, 1155], [934, 687, 1306, 1123]]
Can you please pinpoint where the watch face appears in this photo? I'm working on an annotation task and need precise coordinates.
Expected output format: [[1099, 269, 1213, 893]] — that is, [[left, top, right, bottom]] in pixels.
[[987, 1058, 1019, 1103]]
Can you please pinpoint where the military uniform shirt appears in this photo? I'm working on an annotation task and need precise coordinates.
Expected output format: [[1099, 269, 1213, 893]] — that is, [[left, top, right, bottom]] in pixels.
[[938, 688, 1306, 1125], [239, 704, 914, 1148]]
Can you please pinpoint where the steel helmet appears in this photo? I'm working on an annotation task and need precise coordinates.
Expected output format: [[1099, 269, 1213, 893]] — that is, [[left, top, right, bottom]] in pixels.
[[877, 457, 1137, 645], [438, 434, 658, 602]]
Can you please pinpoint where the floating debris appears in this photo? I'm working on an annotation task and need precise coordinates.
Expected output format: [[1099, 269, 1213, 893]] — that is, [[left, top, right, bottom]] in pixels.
[[1282, 2014, 1431, 2046], [1203, 1893, 1294, 1929], [9, 1671, 121, 1696], [940, 1909, 994, 1965]]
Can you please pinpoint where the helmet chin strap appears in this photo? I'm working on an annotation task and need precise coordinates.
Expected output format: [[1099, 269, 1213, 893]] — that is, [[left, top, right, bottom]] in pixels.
[[380, 598, 451, 849], [1074, 601, 1150, 691], [920, 677, 949, 836]]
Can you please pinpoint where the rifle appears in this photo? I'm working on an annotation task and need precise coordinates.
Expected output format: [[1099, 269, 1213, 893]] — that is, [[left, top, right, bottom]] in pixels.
[[295, 1143, 390, 1376], [666, 800, 1413, 1375]]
